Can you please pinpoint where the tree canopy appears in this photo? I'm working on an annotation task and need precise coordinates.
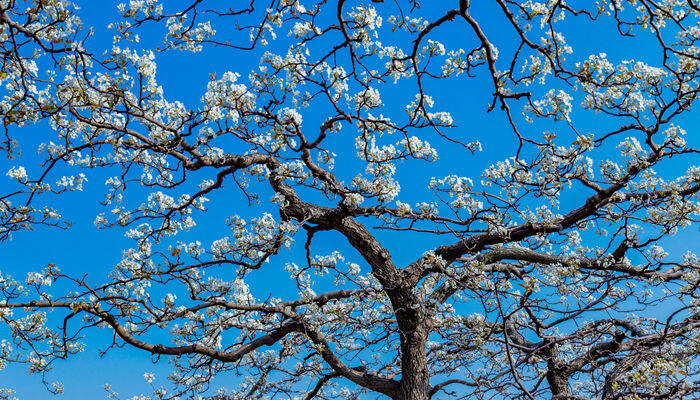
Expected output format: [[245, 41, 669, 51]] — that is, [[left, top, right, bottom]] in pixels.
[[0, 0, 698, 399]]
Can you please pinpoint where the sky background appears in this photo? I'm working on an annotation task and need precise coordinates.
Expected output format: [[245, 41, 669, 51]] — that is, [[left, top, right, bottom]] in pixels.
[[0, 1, 698, 399]]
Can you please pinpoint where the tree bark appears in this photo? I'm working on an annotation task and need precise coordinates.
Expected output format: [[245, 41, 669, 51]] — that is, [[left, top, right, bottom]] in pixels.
[[546, 344, 571, 397], [396, 314, 430, 400]]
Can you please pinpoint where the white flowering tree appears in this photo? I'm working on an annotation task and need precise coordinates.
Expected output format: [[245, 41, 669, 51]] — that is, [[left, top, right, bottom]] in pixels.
[[0, 0, 698, 399]]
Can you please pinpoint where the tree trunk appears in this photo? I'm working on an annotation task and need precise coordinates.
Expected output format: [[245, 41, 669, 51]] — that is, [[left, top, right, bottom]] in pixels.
[[546, 369, 571, 397], [396, 325, 430, 400], [396, 380, 429, 400]]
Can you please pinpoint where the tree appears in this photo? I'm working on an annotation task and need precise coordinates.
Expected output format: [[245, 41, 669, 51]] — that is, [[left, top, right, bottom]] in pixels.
[[0, 0, 698, 399]]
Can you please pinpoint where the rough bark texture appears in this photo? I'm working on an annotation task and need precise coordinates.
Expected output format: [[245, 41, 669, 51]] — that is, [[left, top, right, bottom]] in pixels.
[[397, 326, 430, 400]]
